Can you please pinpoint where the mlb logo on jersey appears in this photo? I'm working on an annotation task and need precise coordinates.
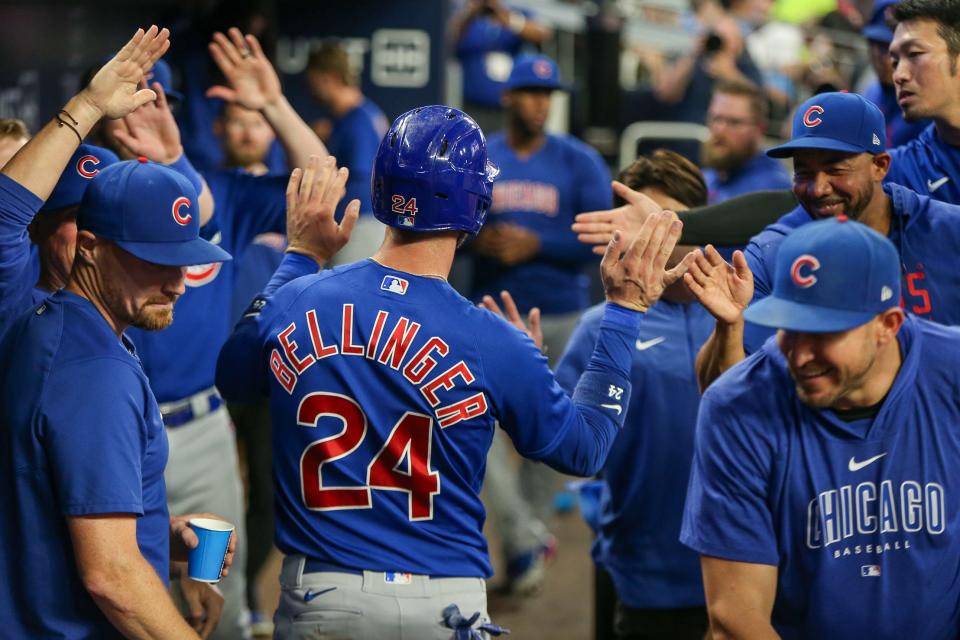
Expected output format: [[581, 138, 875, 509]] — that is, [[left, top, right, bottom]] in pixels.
[[861, 565, 881, 577], [384, 572, 413, 585], [381, 275, 409, 295]]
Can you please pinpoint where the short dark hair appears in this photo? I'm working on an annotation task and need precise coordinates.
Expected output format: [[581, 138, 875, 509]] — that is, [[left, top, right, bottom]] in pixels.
[[894, 0, 960, 62], [713, 78, 769, 124], [306, 40, 357, 86], [0, 118, 29, 141], [616, 149, 708, 209]]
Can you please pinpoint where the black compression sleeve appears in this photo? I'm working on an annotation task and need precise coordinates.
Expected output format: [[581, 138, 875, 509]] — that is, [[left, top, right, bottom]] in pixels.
[[679, 190, 797, 246]]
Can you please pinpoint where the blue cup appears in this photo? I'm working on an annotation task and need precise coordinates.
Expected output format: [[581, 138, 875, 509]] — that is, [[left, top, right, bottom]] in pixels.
[[187, 518, 234, 583]]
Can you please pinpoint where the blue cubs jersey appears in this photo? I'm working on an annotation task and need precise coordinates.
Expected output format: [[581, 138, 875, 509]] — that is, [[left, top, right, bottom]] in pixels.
[[555, 300, 714, 608], [703, 152, 791, 204], [472, 132, 611, 315], [682, 316, 960, 639], [0, 174, 44, 335], [0, 290, 169, 638], [326, 100, 389, 219], [126, 169, 287, 403], [861, 81, 929, 149], [217, 258, 641, 577], [887, 123, 960, 204], [230, 234, 285, 325], [743, 182, 960, 351], [456, 9, 531, 107]]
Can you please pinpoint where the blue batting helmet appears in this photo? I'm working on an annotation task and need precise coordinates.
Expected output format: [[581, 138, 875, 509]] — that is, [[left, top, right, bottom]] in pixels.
[[371, 105, 498, 235]]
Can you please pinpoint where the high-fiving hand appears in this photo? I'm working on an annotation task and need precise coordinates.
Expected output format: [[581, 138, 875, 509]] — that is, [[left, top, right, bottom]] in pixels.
[[601, 210, 693, 313], [285, 155, 359, 265], [111, 81, 183, 163], [207, 28, 282, 111], [82, 26, 171, 120], [683, 245, 754, 325], [572, 180, 664, 255]]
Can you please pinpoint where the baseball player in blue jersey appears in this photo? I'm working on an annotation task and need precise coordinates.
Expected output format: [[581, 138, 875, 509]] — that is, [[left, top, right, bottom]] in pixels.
[[93, 27, 330, 637], [682, 215, 960, 638], [885, 0, 960, 203], [690, 91, 960, 388], [215, 105, 693, 639], [0, 25, 238, 639], [555, 151, 714, 639]]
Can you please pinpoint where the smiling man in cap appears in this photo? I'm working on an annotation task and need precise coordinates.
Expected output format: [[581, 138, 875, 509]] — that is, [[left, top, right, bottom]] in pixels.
[[682, 215, 960, 639], [690, 90, 960, 389]]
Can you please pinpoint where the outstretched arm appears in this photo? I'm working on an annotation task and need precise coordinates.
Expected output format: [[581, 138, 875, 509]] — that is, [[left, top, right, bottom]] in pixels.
[[3, 26, 170, 200], [208, 28, 327, 170]]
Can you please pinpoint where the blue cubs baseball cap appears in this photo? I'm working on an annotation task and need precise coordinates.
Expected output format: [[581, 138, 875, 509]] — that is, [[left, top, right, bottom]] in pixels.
[[78, 158, 231, 267], [505, 54, 565, 91], [41, 144, 119, 212], [744, 216, 901, 332], [863, 0, 898, 44], [767, 92, 886, 158]]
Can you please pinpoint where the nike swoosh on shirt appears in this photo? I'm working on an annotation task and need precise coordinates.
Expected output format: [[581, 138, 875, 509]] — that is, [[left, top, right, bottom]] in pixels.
[[848, 453, 887, 472], [600, 403, 623, 415], [304, 587, 337, 602], [927, 176, 950, 192], [635, 336, 666, 351]]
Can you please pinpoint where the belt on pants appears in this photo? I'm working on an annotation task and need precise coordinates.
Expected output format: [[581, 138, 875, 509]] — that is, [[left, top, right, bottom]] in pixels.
[[159, 387, 223, 428]]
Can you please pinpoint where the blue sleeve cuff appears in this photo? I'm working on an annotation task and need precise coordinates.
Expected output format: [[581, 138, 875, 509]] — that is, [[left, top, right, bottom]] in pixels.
[[0, 173, 44, 226], [168, 153, 204, 196], [602, 302, 644, 332], [262, 252, 321, 297]]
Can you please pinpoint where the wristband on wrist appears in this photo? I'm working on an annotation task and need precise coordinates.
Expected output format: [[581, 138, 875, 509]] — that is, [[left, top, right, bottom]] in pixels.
[[55, 110, 83, 145]]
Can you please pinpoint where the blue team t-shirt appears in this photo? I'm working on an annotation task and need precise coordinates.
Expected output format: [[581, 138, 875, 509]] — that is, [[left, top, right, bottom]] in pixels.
[[0, 290, 169, 638], [0, 173, 44, 336], [216, 259, 640, 577], [887, 123, 960, 204], [325, 99, 389, 219], [743, 182, 960, 351], [682, 316, 960, 639], [472, 132, 611, 315], [703, 152, 791, 204], [556, 300, 714, 609], [127, 168, 287, 403]]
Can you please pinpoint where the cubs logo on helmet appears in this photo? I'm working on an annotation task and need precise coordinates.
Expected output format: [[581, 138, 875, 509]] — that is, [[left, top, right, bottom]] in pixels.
[[76, 155, 101, 178], [172, 196, 192, 226], [802, 105, 825, 127], [791, 255, 820, 288]]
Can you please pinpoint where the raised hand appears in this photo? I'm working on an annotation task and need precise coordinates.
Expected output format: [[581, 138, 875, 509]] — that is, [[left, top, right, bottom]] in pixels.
[[480, 290, 543, 350], [683, 245, 754, 324], [601, 210, 693, 312], [572, 180, 664, 255], [207, 28, 282, 111], [111, 81, 183, 163], [285, 155, 359, 264], [82, 26, 171, 119]]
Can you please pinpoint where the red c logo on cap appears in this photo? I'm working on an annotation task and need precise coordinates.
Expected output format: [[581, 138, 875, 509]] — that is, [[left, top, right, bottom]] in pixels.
[[533, 59, 552, 79], [803, 105, 825, 128], [172, 196, 192, 226], [791, 255, 821, 288], [76, 155, 100, 178]]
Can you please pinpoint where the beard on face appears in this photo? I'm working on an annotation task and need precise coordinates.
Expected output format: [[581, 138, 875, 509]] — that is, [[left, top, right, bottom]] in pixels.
[[131, 298, 176, 331], [701, 137, 755, 173], [225, 143, 269, 169], [799, 177, 875, 221]]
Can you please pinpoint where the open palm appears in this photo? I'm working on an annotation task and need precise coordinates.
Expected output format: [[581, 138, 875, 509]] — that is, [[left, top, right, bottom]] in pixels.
[[207, 28, 281, 110], [85, 26, 171, 119], [685, 246, 754, 324]]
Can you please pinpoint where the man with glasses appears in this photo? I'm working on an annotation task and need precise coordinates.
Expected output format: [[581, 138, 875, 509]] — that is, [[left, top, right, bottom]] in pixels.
[[701, 79, 790, 203]]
